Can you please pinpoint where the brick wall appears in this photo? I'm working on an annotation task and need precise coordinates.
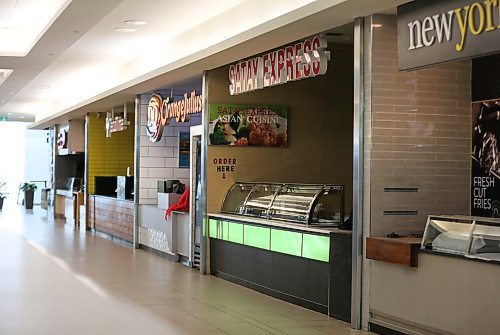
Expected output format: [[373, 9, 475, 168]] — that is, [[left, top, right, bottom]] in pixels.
[[138, 91, 202, 205], [367, 15, 471, 237]]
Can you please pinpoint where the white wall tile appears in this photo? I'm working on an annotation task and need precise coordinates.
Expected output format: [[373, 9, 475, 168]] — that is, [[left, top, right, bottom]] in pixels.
[[141, 157, 165, 168], [165, 136, 178, 147], [140, 147, 149, 157], [165, 157, 179, 167], [147, 188, 158, 199], [148, 167, 174, 178], [174, 169, 190, 179], [140, 177, 157, 189], [148, 146, 173, 157]]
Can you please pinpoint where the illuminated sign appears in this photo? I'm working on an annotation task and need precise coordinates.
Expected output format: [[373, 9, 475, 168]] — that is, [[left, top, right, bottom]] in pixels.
[[57, 129, 67, 150], [146, 91, 203, 142], [398, 0, 500, 70], [228, 36, 330, 95]]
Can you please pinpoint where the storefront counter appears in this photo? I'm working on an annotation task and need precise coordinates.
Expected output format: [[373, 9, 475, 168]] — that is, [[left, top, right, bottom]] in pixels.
[[369, 252, 500, 335], [55, 189, 84, 226], [208, 212, 352, 322], [138, 205, 190, 261], [88, 194, 134, 242]]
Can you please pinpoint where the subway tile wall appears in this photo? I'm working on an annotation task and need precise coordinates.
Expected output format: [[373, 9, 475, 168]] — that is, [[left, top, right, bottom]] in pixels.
[[138, 92, 201, 205], [368, 15, 471, 237], [87, 114, 135, 194]]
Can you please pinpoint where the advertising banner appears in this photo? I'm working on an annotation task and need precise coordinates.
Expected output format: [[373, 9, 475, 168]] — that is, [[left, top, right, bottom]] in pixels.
[[209, 104, 287, 147], [472, 98, 500, 217], [397, 0, 500, 70]]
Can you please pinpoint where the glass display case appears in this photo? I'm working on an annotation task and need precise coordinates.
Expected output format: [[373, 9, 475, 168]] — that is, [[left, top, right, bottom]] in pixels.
[[221, 182, 345, 226], [422, 215, 500, 261]]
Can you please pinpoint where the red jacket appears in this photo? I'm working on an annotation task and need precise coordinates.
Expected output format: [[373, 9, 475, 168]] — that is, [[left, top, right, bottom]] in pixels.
[[165, 187, 190, 219]]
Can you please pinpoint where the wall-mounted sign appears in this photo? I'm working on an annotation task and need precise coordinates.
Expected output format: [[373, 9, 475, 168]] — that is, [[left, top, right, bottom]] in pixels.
[[228, 35, 330, 95], [398, 0, 500, 70], [146, 90, 202, 142], [471, 98, 500, 217], [209, 104, 287, 147], [107, 117, 125, 135], [213, 157, 237, 179], [57, 129, 67, 150]]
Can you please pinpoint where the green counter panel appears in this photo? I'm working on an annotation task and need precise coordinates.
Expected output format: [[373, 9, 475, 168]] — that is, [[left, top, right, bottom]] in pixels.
[[244, 225, 270, 250], [228, 222, 244, 244], [209, 219, 218, 238], [222, 220, 229, 240], [208, 217, 330, 262], [302, 234, 330, 262], [271, 229, 302, 257]]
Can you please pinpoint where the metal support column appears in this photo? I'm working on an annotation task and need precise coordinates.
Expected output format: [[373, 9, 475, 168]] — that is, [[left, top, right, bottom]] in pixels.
[[200, 71, 209, 274], [351, 16, 364, 330], [133, 95, 141, 249]]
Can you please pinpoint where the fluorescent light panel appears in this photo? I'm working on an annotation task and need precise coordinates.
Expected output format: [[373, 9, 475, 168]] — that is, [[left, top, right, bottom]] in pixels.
[[0, 0, 69, 56]]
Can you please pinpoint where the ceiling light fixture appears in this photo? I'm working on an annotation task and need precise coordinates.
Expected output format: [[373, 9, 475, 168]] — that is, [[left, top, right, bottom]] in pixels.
[[372, 23, 383, 28], [36, 86, 51, 91], [124, 20, 147, 26], [19, 116, 25, 119], [114, 28, 137, 33], [0, 0, 68, 56], [7, 113, 13, 115], [0, 69, 14, 86]]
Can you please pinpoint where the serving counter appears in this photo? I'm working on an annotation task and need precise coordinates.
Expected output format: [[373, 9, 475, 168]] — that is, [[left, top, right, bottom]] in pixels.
[[367, 215, 500, 335], [88, 195, 134, 243], [208, 182, 352, 321]]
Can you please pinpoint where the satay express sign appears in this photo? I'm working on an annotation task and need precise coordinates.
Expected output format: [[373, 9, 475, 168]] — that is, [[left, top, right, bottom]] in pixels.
[[228, 35, 330, 95]]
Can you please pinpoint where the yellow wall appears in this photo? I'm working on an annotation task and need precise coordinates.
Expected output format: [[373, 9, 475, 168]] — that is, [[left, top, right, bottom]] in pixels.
[[87, 113, 135, 194], [206, 43, 353, 213]]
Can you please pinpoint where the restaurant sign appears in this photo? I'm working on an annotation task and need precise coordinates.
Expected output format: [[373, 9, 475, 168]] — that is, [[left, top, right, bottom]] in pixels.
[[146, 91, 202, 142], [228, 35, 330, 95], [209, 104, 288, 147], [398, 0, 500, 70]]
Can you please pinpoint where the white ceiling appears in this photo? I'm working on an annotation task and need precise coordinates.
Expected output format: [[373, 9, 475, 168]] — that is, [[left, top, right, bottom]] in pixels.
[[0, 0, 410, 128]]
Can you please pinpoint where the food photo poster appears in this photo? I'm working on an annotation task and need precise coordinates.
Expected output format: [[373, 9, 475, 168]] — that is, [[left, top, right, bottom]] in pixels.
[[208, 104, 288, 147], [471, 98, 500, 217]]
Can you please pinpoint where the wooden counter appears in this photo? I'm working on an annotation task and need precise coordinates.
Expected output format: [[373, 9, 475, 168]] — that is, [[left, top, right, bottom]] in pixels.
[[366, 237, 422, 267], [88, 195, 134, 242]]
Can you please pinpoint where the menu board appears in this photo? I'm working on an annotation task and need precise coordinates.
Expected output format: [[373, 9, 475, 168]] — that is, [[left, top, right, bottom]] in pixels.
[[471, 98, 500, 217], [209, 104, 288, 147]]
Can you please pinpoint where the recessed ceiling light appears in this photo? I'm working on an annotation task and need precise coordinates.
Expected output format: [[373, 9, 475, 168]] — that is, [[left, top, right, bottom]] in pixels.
[[19, 116, 25, 119], [7, 112, 12, 115], [9, 92, 14, 95], [124, 20, 147, 26], [372, 23, 383, 28], [114, 28, 136, 33], [37, 86, 51, 91]]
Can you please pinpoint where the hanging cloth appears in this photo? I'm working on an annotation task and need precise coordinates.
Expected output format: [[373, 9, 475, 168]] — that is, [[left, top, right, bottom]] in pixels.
[[165, 187, 190, 220]]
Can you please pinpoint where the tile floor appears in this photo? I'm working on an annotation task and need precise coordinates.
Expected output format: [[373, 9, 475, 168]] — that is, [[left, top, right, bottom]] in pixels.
[[0, 201, 371, 335]]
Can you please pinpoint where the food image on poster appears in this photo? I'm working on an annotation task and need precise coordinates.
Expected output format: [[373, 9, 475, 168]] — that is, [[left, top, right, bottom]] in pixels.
[[471, 98, 500, 217], [209, 104, 288, 147]]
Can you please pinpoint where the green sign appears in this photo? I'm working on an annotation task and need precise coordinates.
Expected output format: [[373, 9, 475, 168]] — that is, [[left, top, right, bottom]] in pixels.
[[209, 103, 288, 147], [0, 115, 8, 121]]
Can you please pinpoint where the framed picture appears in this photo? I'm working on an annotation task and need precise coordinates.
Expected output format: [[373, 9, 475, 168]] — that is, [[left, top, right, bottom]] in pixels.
[[178, 132, 190, 168]]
